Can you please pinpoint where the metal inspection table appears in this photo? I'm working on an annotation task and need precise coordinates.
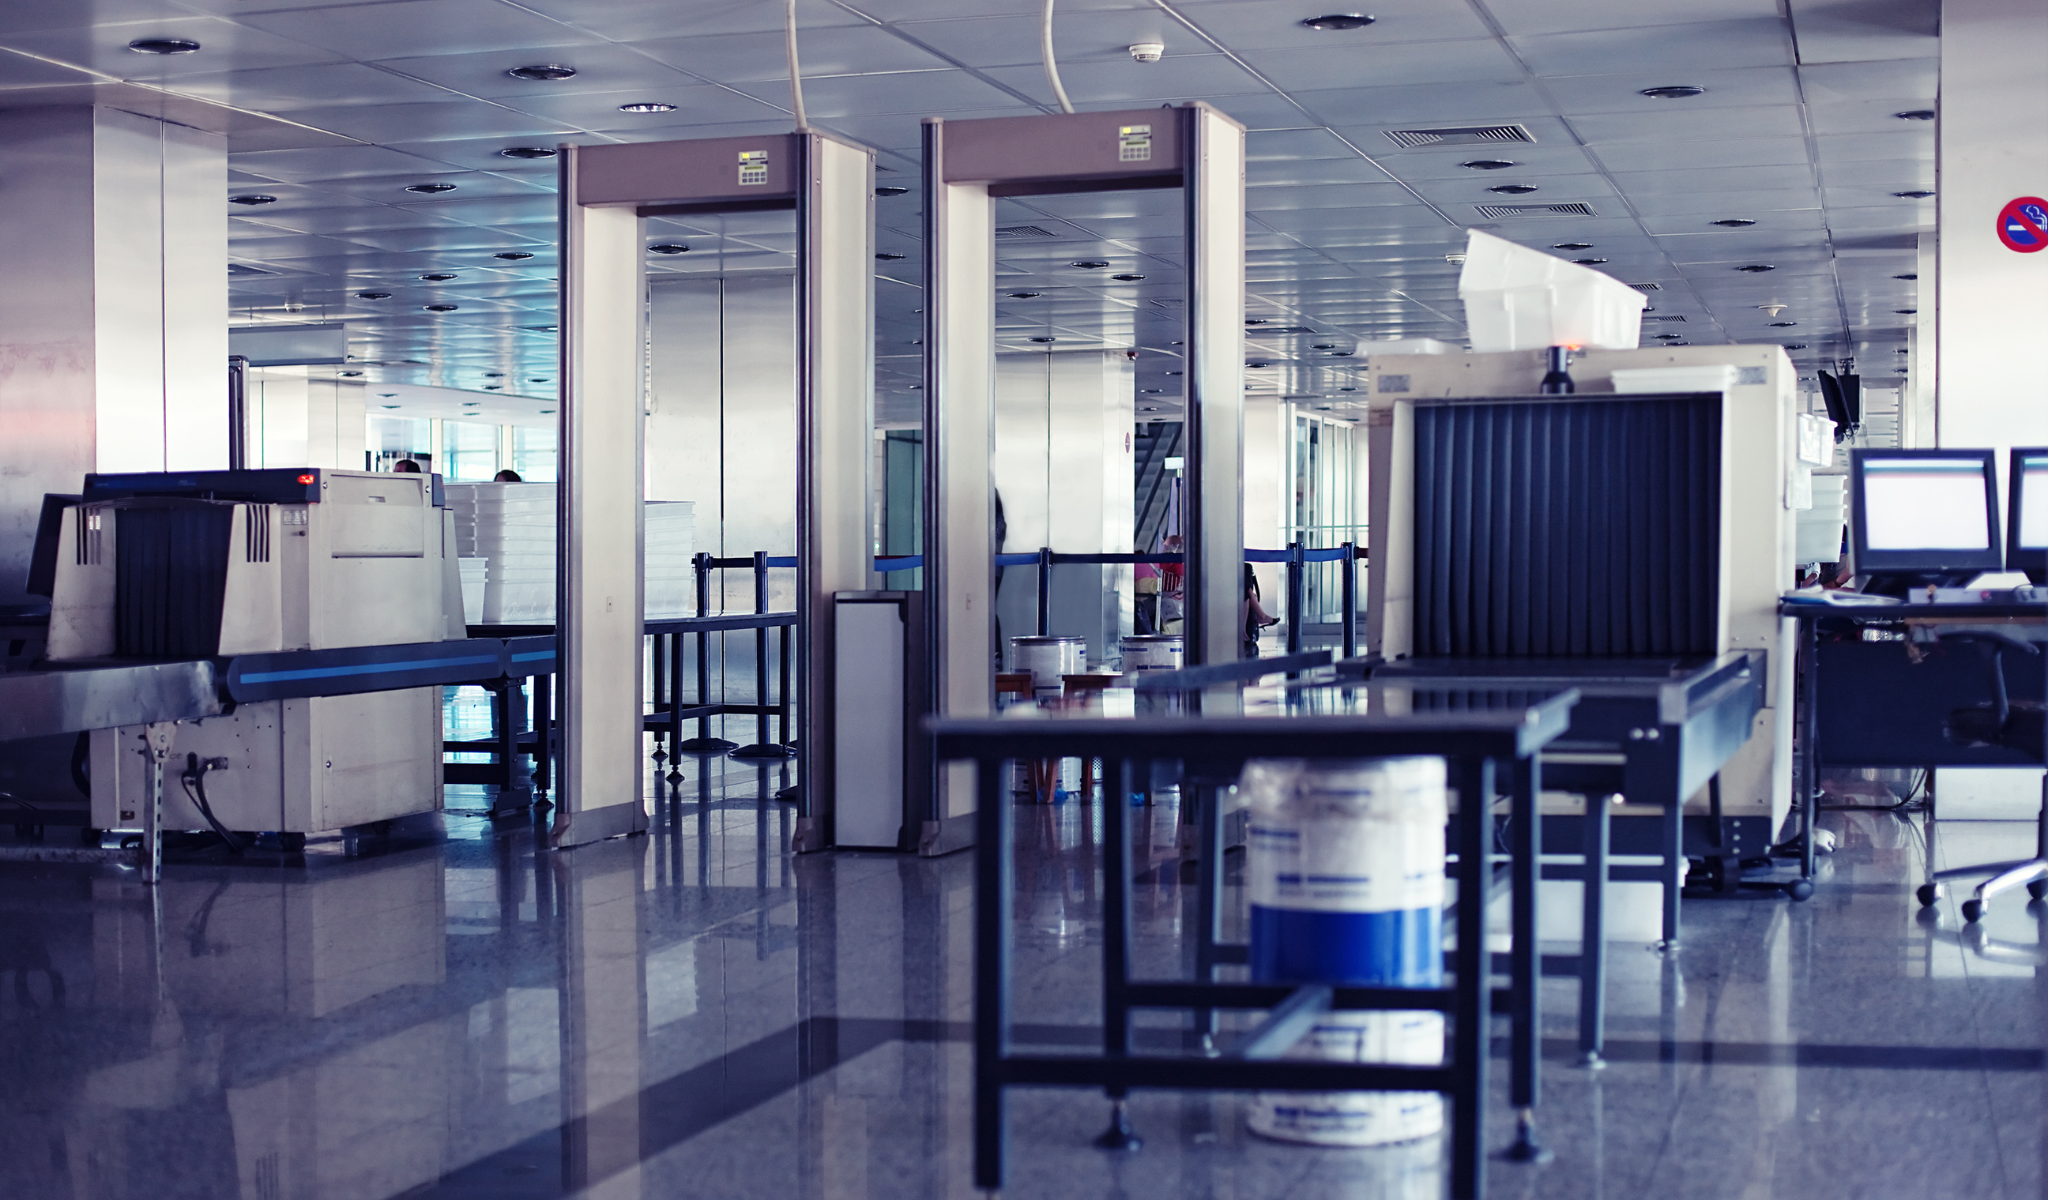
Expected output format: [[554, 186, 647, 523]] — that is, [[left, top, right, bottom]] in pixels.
[[933, 684, 1577, 1200]]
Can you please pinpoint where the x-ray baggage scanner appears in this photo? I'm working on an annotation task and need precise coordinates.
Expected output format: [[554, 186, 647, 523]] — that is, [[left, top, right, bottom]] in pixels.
[[557, 132, 873, 849], [920, 104, 1246, 848]]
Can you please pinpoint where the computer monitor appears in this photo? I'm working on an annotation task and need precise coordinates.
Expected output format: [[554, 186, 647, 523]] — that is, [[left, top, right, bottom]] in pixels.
[[1851, 449, 2004, 591], [1817, 372, 1850, 438], [2007, 448, 2048, 583]]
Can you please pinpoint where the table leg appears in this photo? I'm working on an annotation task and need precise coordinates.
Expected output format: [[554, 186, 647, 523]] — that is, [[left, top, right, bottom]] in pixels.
[[1450, 755, 1493, 1200], [1505, 753, 1551, 1161], [1579, 794, 1610, 1066]]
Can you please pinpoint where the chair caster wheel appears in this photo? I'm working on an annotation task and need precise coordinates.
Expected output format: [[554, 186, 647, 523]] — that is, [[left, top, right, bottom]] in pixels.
[[2028, 880, 2048, 901], [1916, 883, 1941, 907], [1962, 899, 1986, 923], [1785, 879, 1814, 901]]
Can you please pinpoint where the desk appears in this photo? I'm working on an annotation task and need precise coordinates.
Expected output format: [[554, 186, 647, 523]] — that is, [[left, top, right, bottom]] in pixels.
[[1784, 597, 2048, 911]]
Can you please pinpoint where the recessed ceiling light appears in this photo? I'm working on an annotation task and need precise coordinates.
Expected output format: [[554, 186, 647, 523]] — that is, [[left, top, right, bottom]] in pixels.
[[1142, 388, 1163, 394], [507, 64, 577, 81], [380, 404, 400, 409], [1166, 370, 1183, 376], [649, 244, 690, 254], [1007, 291, 1042, 298], [339, 370, 364, 377], [524, 324, 557, 332], [461, 400, 481, 406], [423, 303, 459, 312], [1339, 386, 1357, 391], [494, 251, 535, 260], [406, 183, 457, 194], [1894, 189, 1934, 199], [419, 272, 457, 281], [1300, 14, 1375, 31], [1640, 85, 1704, 99], [500, 146, 557, 160], [1552, 242, 1593, 251], [1327, 350, 1354, 357], [906, 383, 923, 390], [1894, 109, 1936, 121], [1487, 183, 1539, 195], [875, 186, 910, 196], [1571, 257, 1607, 265], [229, 194, 277, 206], [1247, 361, 1272, 368], [1736, 264, 1776, 272], [1784, 343, 1806, 350], [1071, 260, 1110, 269], [1245, 318, 1269, 325], [528, 378, 550, 383], [1654, 333, 1684, 340], [484, 385, 503, 390], [1894, 273, 1918, 280], [1461, 159, 1516, 170], [1111, 273, 1145, 281], [356, 291, 393, 300], [484, 372, 505, 378], [1711, 218, 1756, 228], [1896, 308, 1917, 314], [128, 38, 200, 54], [1029, 336, 1057, 343], [1312, 342, 1338, 350], [1769, 321, 1797, 327], [876, 252, 906, 260], [618, 101, 676, 113], [540, 409, 555, 413]]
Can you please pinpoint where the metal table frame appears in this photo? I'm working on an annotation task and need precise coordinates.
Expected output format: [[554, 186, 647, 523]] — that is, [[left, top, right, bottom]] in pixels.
[[933, 692, 1576, 1200]]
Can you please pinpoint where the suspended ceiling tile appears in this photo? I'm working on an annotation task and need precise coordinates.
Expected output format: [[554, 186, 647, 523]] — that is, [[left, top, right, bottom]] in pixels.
[[636, 25, 955, 83], [1786, 0, 1938, 65], [1377, 144, 1599, 182], [1610, 163, 1818, 196], [1569, 103, 1807, 145], [979, 54, 1269, 105], [1641, 208, 1829, 236], [1, 16, 346, 79], [1541, 66, 1801, 115], [1813, 129, 1934, 165], [1591, 137, 1812, 173], [1249, 156, 1402, 187], [1797, 56, 1938, 103], [1805, 96, 1940, 136], [1510, 19, 1794, 76], [1407, 172, 1621, 210], [1627, 187, 1820, 216], [373, 44, 710, 101], [233, 143, 467, 182], [504, 83, 790, 128], [1238, 38, 1527, 91], [890, 10, 1183, 69], [235, 0, 602, 62], [302, 100, 582, 144], [1244, 127, 1356, 161], [1246, 182, 1421, 212], [1168, 0, 1495, 50], [1819, 159, 1934, 191], [733, 68, 1018, 116], [1480, 0, 1779, 38], [311, 169, 553, 202], [1294, 79, 1547, 127], [343, 225, 550, 253], [163, 60, 470, 113], [236, 205, 479, 235], [393, 193, 558, 225], [820, 106, 1032, 151]]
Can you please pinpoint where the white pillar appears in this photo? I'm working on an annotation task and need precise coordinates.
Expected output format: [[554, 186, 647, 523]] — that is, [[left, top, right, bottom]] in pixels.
[[0, 106, 227, 604], [1936, 0, 2048, 450], [1241, 397, 1286, 612]]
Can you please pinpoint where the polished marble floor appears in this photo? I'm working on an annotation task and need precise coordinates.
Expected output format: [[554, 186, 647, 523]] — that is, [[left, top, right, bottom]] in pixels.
[[0, 741, 2043, 1199]]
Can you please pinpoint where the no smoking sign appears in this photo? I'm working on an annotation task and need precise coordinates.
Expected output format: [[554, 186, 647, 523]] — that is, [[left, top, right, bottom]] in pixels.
[[1998, 196, 2048, 253]]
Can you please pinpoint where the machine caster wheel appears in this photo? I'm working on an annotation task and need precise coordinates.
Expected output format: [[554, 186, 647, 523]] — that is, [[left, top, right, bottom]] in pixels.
[[278, 832, 307, 853], [81, 827, 102, 847], [1962, 899, 1986, 923], [1785, 879, 1814, 902], [2028, 880, 2048, 901], [1916, 883, 1941, 907]]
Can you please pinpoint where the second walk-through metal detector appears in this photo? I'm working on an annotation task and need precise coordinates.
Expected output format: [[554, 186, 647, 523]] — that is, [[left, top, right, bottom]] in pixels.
[[556, 131, 874, 850], [921, 103, 1247, 847]]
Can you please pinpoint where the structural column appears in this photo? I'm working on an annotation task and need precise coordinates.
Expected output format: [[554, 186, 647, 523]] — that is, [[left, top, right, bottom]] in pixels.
[[0, 106, 227, 607]]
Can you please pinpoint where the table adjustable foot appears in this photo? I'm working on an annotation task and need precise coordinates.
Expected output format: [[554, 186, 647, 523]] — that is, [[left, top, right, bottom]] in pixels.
[[1092, 1098, 1142, 1153], [1501, 1107, 1554, 1163]]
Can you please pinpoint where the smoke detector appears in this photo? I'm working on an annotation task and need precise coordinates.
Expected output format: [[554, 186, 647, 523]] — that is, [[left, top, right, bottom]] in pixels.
[[1758, 304, 1788, 317], [1129, 42, 1164, 63]]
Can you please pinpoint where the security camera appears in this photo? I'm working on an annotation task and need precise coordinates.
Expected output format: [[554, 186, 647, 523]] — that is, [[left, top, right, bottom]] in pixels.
[[1129, 42, 1164, 63]]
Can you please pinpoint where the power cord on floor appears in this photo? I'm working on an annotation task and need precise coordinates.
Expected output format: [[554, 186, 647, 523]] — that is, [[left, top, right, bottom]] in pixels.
[[180, 752, 245, 854]]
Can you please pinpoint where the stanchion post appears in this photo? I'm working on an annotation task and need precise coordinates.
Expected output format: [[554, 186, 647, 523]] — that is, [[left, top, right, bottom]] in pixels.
[[1036, 547, 1052, 637], [1341, 542, 1357, 659], [754, 551, 770, 748], [1285, 542, 1304, 655]]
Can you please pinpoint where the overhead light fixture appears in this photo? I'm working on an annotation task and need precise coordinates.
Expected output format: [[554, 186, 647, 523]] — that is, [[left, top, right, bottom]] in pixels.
[[461, 400, 481, 407], [541, 408, 556, 413], [484, 372, 505, 378], [1166, 370, 1183, 376], [1247, 361, 1272, 368], [501, 146, 557, 160], [405, 183, 457, 194], [1896, 308, 1917, 314], [1029, 336, 1057, 343], [1571, 257, 1607, 265], [1141, 388, 1163, 394], [1552, 242, 1593, 251], [1769, 321, 1797, 327], [128, 38, 200, 54], [1758, 303, 1787, 316], [1894, 273, 1918, 280], [484, 385, 503, 390], [1071, 260, 1110, 269], [1894, 189, 1934, 199], [1711, 218, 1756, 228], [1894, 109, 1936, 121], [381, 404, 400, 409], [1339, 386, 1357, 392], [1111, 273, 1145, 281], [507, 64, 577, 81], [1654, 333, 1683, 340], [229, 194, 277, 206], [1312, 342, 1338, 350], [422, 303, 459, 313], [1444, 252, 1467, 265], [1007, 291, 1042, 298], [1487, 183, 1539, 195], [493, 251, 535, 260], [1301, 14, 1375, 30], [1784, 343, 1806, 350], [355, 291, 392, 300], [1460, 159, 1516, 170], [618, 101, 676, 113], [1639, 85, 1704, 99], [528, 378, 549, 383], [876, 252, 907, 260], [875, 186, 909, 196], [1736, 264, 1776, 272], [648, 244, 690, 254], [524, 324, 558, 332], [339, 370, 364, 377], [419, 272, 457, 281], [1245, 318, 1269, 326]]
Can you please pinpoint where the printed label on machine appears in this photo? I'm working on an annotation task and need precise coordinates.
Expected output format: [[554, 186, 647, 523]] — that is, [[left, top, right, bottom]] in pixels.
[[1118, 124, 1152, 163], [738, 149, 769, 187]]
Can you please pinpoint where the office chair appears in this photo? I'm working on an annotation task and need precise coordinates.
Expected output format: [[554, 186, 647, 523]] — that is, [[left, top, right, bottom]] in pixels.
[[1916, 631, 2048, 922]]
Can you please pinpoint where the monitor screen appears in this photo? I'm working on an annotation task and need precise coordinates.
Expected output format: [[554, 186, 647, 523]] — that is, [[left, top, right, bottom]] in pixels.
[[1850, 449, 2004, 578], [2013, 451, 2048, 551]]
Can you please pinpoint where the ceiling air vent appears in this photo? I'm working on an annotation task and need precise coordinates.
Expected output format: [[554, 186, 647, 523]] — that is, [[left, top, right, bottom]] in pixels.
[[1643, 314, 1687, 322], [1253, 326, 1317, 335], [1385, 124, 1536, 149], [1475, 202, 1596, 219], [1627, 282, 1661, 293], [996, 225, 1057, 239], [227, 262, 276, 276]]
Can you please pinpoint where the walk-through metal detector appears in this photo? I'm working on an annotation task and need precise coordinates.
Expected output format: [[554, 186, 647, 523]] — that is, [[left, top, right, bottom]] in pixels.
[[557, 132, 874, 850], [921, 104, 1246, 848]]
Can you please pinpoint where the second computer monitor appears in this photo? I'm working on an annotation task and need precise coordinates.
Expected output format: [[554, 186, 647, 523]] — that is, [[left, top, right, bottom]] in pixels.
[[1850, 449, 2005, 586], [2008, 448, 2048, 582]]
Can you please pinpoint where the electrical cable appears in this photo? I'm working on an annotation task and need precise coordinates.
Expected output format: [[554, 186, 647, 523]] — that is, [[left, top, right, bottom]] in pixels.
[[181, 753, 244, 855], [1040, 0, 1076, 114], [784, 0, 808, 131]]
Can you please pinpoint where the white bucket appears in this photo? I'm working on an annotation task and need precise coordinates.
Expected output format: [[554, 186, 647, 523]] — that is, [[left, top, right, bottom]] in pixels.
[[1119, 633, 1184, 673], [1240, 757, 1449, 1147], [1009, 635, 1085, 702]]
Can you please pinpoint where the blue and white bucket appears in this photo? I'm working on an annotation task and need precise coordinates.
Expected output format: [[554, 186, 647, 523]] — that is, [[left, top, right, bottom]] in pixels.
[[1242, 756, 1448, 1147]]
